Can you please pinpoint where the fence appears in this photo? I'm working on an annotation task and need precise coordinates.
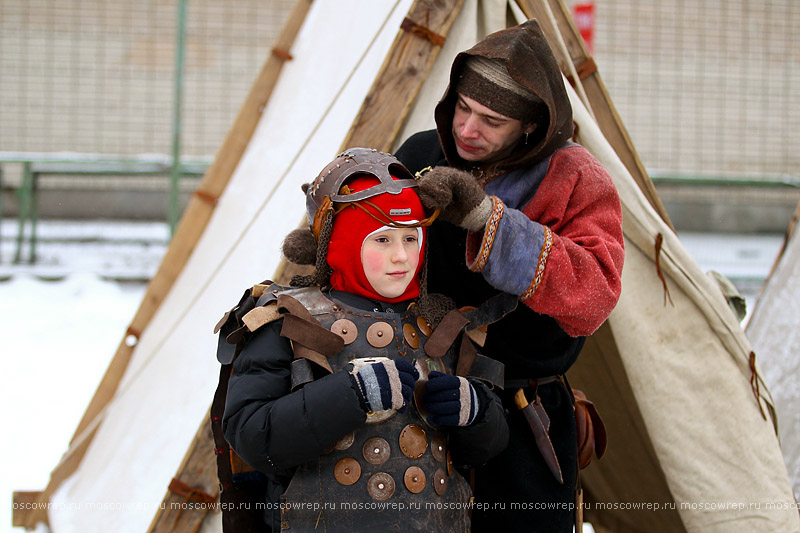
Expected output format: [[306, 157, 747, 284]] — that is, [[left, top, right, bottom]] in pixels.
[[593, 0, 800, 179], [0, 0, 295, 156], [1, 0, 798, 260], [0, 0, 294, 260]]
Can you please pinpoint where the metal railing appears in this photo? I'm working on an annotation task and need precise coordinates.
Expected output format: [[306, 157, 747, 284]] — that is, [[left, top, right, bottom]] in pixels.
[[0, 152, 209, 264]]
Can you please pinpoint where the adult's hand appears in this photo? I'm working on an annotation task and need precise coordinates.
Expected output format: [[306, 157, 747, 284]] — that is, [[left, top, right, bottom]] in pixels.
[[418, 167, 493, 231]]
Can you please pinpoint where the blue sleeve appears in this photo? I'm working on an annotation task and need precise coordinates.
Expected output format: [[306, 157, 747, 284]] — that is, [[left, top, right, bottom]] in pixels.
[[468, 204, 549, 297]]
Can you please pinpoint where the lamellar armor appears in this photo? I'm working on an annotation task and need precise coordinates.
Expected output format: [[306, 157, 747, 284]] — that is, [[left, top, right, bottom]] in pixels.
[[238, 284, 473, 531]]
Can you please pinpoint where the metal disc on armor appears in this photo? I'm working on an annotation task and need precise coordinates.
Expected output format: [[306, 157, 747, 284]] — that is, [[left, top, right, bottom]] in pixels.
[[362, 437, 390, 465], [366, 322, 393, 348], [367, 472, 395, 501], [398, 424, 428, 459], [334, 457, 361, 486], [403, 323, 420, 349], [431, 435, 446, 462], [416, 316, 432, 337], [433, 468, 448, 496], [331, 319, 357, 344], [404, 466, 426, 494], [334, 432, 355, 450]]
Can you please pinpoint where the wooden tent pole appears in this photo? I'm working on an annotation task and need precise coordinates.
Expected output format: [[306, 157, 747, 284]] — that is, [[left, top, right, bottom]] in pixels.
[[339, 0, 465, 151], [147, 409, 218, 533], [148, 0, 466, 530], [538, 0, 596, 121], [517, 0, 675, 231], [20, 1, 314, 529]]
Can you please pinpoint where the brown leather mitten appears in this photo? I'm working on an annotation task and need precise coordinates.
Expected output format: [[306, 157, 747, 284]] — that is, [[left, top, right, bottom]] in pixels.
[[417, 167, 492, 231]]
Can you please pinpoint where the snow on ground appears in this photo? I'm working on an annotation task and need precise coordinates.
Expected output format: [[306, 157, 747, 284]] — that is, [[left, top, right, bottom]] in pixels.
[[677, 231, 786, 325], [1, 274, 146, 532], [0, 219, 786, 531], [0, 219, 168, 282], [1, 220, 158, 532]]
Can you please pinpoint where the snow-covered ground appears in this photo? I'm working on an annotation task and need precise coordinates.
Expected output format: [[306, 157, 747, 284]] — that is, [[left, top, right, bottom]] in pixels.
[[1, 274, 146, 532], [0, 219, 786, 531], [678, 231, 786, 325], [1, 220, 160, 532]]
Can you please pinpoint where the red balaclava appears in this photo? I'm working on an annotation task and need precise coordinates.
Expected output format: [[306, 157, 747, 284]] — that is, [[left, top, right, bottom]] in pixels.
[[327, 175, 427, 303]]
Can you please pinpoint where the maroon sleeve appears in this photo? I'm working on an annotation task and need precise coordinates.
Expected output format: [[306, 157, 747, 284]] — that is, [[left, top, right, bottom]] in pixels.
[[520, 146, 624, 336]]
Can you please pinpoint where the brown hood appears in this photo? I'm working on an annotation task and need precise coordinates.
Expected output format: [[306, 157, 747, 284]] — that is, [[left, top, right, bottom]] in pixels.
[[434, 19, 573, 171]]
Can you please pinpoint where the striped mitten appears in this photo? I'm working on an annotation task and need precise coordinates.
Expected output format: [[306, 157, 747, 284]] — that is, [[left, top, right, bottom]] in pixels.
[[351, 359, 419, 413], [423, 371, 480, 426]]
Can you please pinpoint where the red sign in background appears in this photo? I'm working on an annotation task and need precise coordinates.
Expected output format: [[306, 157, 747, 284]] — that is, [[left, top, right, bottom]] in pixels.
[[572, 1, 596, 53]]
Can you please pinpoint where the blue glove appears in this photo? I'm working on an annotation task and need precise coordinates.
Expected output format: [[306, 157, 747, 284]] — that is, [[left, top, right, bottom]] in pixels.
[[423, 371, 480, 426], [351, 359, 419, 413]]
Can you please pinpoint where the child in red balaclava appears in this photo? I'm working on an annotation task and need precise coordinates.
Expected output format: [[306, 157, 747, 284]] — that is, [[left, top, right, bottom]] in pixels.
[[220, 149, 508, 532], [325, 174, 428, 304]]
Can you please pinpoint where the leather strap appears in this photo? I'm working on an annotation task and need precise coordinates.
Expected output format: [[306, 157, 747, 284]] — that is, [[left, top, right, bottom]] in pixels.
[[168, 477, 216, 505], [211, 364, 234, 492], [459, 292, 518, 330], [400, 17, 446, 46], [455, 334, 478, 378], [290, 358, 315, 391], [281, 314, 342, 357], [465, 353, 505, 390], [424, 309, 470, 358], [504, 375, 560, 389], [277, 294, 343, 374]]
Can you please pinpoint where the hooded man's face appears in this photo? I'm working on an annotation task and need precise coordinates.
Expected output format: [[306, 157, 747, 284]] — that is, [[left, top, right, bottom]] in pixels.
[[452, 94, 535, 164]]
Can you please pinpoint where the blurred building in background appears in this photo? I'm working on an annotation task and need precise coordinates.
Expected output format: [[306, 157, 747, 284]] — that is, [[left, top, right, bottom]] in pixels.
[[0, 0, 797, 244]]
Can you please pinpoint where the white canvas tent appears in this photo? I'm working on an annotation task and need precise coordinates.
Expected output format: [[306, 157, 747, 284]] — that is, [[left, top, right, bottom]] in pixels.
[[15, 0, 799, 531], [746, 205, 800, 504]]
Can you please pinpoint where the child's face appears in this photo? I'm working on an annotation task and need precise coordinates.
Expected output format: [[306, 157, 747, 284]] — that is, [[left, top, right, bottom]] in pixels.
[[361, 227, 421, 300]]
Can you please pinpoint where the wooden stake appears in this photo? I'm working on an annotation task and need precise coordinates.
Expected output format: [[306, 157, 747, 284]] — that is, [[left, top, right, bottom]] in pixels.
[[340, 0, 466, 152]]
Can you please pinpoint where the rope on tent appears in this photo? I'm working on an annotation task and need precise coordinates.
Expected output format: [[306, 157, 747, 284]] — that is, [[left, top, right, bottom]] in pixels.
[[654, 233, 674, 307], [168, 477, 217, 506], [748, 352, 767, 421]]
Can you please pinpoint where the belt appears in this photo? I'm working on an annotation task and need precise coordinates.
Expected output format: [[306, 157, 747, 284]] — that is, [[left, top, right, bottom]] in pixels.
[[504, 375, 561, 389]]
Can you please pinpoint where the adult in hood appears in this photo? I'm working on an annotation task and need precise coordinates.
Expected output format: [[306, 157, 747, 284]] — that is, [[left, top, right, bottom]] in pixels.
[[221, 149, 509, 531], [395, 19, 624, 532]]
